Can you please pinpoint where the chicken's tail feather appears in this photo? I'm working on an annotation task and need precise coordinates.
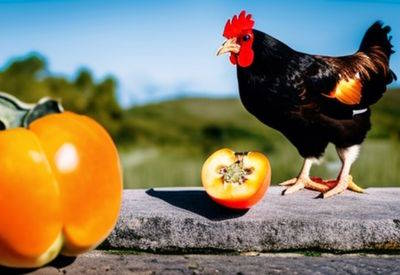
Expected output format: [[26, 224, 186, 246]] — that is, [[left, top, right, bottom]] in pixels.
[[359, 21, 394, 56], [358, 21, 396, 83]]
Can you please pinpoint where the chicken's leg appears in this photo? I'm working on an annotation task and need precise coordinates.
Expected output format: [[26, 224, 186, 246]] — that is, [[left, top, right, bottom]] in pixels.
[[280, 158, 330, 195], [322, 145, 361, 198]]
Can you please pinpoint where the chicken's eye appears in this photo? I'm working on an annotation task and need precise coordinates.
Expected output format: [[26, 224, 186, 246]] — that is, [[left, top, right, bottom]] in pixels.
[[242, 34, 251, 42]]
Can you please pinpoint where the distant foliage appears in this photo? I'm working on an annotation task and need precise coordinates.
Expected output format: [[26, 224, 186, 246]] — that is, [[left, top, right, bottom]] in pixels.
[[0, 53, 123, 138]]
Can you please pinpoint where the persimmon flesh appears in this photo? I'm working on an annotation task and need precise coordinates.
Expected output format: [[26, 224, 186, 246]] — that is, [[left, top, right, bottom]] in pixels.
[[202, 148, 270, 209]]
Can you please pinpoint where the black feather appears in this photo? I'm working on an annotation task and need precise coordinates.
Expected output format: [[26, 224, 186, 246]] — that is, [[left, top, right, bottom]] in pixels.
[[359, 21, 394, 57], [236, 23, 395, 159]]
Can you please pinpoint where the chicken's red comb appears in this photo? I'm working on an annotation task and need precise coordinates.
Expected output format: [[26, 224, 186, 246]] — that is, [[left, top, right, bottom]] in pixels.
[[223, 10, 255, 39]]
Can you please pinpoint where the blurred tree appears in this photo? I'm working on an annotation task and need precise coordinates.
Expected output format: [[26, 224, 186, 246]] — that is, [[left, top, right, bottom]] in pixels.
[[0, 53, 123, 139], [86, 76, 123, 136], [75, 68, 93, 89], [0, 53, 48, 101], [5, 54, 45, 76]]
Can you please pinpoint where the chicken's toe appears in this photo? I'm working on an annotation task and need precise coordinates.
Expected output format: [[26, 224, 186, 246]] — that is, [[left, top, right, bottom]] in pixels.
[[347, 175, 365, 193], [278, 178, 297, 186], [283, 180, 305, 195], [306, 179, 331, 193], [322, 176, 350, 198], [282, 177, 331, 195]]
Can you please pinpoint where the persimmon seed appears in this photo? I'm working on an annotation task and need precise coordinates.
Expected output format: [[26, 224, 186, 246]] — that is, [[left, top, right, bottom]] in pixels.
[[219, 158, 250, 185]]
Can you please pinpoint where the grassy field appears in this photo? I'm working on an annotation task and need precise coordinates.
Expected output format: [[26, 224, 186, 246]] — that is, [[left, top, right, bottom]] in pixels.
[[120, 89, 400, 189]]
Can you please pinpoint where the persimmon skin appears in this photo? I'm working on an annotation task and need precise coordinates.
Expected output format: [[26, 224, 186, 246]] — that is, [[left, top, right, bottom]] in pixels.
[[0, 112, 122, 267], [0, 129, 63, 267], [211, 176, 270, 209], [29, 112, 123, 256], [202, 148, 271, 210]]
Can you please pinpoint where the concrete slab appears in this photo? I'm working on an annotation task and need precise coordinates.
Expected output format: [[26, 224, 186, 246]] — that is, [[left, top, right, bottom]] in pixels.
[[104, 187, 400, 252], [6, 251, 400, 275]]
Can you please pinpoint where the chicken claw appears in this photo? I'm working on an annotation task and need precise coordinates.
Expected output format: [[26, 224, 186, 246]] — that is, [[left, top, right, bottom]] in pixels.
[[278, 178, 297, 186], [322, 176, 350, 198], [281, 177, 330, 195], [280, 175, 365, 197], [347, 176, 364, 193], [322, 175, 364, 198]]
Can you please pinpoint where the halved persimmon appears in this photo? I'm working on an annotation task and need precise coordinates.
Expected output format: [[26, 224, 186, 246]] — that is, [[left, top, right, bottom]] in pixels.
[[201, 148, 271, 209]]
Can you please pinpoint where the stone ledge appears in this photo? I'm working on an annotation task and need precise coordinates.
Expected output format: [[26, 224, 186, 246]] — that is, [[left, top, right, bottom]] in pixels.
[[104, 187, 400, 252], [10, 251, 400, 275]]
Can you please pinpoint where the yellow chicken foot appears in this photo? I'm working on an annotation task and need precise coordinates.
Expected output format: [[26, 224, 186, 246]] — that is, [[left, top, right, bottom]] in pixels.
[[279, 158, 330, 195], [322, 175, 349, 198], [321, 175, 364, 198], [321, 146, 365, 198], [280, 175, 364, 194], [347, 176, 364, 193], [280, 177, 330, 195]]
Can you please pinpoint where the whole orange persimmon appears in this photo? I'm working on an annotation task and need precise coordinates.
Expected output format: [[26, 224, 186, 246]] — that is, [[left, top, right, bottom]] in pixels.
[[0, 93, 122, 268], [202, 148, 271, 209]]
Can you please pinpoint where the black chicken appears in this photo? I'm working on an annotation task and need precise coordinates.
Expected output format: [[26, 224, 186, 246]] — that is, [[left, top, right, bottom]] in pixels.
[[216, 11, 396, 198]]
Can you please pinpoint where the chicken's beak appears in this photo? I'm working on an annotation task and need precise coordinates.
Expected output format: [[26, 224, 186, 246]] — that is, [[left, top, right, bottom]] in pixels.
[[216, 38, 240, 56]]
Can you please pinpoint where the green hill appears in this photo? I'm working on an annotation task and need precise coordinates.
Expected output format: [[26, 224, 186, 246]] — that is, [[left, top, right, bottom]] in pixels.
[[120, 89, 400, 189]]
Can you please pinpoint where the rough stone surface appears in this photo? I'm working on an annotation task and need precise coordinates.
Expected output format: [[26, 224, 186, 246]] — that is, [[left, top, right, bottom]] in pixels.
[[103, 187, 400, 252], [5, 251, 400, 274]]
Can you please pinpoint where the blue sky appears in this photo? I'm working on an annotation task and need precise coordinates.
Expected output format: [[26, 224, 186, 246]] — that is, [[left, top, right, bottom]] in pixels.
[[0, 0, 398, 106]]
